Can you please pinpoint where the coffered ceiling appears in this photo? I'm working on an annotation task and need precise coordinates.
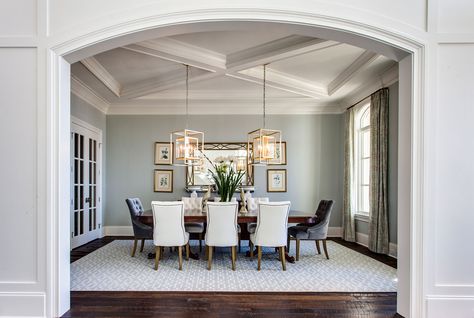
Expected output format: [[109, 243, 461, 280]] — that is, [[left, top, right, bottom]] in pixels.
[[71, 28, 398, 115]]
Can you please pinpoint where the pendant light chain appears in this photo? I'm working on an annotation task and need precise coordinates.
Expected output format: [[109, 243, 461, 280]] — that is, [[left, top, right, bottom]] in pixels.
[[185, 64, 189, 129], [263, 64, 266, 129]]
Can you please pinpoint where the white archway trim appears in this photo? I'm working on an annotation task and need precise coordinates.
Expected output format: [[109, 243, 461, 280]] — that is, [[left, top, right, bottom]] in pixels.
[[46, 10, 426, 318]]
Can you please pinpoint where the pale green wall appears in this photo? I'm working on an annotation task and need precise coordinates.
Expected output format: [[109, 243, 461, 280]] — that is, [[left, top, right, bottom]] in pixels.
[[354, 81, 399, 244], [105, 114, 344, 227]]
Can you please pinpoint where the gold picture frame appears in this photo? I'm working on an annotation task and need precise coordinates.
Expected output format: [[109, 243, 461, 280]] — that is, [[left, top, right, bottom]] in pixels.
[[154, 142, 173, 165], [154, 169, 173, 192], [267, 169, 287, 192], [268, 141, 287, 165]]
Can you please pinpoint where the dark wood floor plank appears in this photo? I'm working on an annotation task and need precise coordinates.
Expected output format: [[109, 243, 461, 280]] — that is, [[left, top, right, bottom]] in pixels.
[[63, 291, 399, 318]]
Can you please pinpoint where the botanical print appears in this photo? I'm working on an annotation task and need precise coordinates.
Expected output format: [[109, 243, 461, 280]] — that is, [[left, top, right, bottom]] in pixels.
[[271, 173, 282, 188], [154, 170, 173, 192], [155, 142, 173, 165], [267, 169, 286, 192]]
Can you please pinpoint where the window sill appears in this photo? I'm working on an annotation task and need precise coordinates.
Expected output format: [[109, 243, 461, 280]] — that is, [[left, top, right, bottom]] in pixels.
[[355, 214, 369, 222]]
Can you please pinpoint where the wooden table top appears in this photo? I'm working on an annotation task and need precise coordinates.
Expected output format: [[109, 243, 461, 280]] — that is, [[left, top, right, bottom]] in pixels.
[[139, 209, 315, 224]]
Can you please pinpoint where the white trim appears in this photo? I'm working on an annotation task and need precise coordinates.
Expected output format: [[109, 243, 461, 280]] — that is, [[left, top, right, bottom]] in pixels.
[[328, 51, 379, 96], [103, 226, 134, 237], [71, 75, 110, 114], [81, 57, 122, 97], [355, 231, 398, 259], [70, 116, 102, 136], [0, 292, 46, 317], [46, 10, 426, 318]]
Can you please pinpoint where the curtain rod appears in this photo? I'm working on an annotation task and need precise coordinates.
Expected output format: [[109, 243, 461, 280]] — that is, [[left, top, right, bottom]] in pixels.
[[346, 87, 386, 111]]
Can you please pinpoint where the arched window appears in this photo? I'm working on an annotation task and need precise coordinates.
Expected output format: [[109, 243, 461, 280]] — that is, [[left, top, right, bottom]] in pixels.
[[355, 102, 370, 215]]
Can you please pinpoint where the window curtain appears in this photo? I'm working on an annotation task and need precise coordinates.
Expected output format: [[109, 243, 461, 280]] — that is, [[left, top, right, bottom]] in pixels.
[[343, 108, 356, 242], [368, 88, 389, 254]]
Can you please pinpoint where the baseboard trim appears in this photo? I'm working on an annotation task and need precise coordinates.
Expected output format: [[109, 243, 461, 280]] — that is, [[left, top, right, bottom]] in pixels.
[[103, 226, 134, 236], [355, 232, 398, 258], [426, 296, 474, 318], [0, 292, 45, 317]]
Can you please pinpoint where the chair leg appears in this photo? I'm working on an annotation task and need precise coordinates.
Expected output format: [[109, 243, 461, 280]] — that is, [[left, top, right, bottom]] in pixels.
[[205, 244, 209, 260], [250, 241, 254, 258], [154, 246, 160, 270], [207, 246, 213, 270], [315, 240, 321, 254], [296, 239, 300, 261], [199, 233, 203, 252], [185, 243, 190, 261], [257, 246, 262, 271], [178, 246, 183, 270], [140, 239, 145, 252], [322, 239, 329, 259], [238, 233, 241, 253], [131, 239, 138, 257], [231, 246, 236, 271], [279, 246, 286, 271]]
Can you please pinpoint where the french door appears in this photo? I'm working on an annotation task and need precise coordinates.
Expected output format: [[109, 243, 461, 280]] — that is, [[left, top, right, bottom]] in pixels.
[[70, 120, 102, 249]]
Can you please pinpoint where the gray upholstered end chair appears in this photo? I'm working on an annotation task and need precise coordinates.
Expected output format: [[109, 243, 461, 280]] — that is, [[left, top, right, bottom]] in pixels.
[[126, 198, 153, 257], [287, 200, 334, 260]]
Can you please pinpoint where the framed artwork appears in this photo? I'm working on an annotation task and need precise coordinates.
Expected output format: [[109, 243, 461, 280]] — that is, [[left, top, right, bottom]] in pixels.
[[154, 169, 173, 192], [268, 141, 287, 165], [154, 142, 173, 165], [267, 169, 287, 192]]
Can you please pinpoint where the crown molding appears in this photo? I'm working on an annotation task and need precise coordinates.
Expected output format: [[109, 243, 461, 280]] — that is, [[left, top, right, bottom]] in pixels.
[[107, 98, 343, 115], [71, 75, 110, 113], [80, 57, 122, 97], [339, 63, 399, 112], [328, 50, 379, 96]]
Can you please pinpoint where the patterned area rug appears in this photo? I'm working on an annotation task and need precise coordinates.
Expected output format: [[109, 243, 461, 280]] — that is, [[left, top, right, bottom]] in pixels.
[[71, 240, 397, 292]]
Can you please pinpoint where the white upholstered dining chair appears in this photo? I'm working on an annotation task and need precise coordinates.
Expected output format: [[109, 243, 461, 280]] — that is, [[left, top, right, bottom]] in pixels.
[[250, 201, 291, 271], [151, 201, 190, 270], [246, 197, 269, 234], [182, 197, 205, 251], [205, 202, 239, 271]]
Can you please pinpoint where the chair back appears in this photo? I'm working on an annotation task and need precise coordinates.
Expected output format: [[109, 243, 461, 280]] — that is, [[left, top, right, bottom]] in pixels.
[[126, 198, 144, 219], [205, 202, 239, 247], [247, 197, 269, 212], [151, 201, 187, 247], [253, 201, 291, 247], [182, 197, 203, 211], [315, 200, 334, 224], [308, 200, 334, 239]]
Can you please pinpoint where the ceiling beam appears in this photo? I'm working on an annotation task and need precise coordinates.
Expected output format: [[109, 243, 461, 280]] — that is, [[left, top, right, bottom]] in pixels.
[[228, 68, 327, 99], [120, 69, 220, 100], [80, 57, 122, 97], [327, 51, 379, 96], [226, 36, 340, 71], [123, 38, 226, 72]]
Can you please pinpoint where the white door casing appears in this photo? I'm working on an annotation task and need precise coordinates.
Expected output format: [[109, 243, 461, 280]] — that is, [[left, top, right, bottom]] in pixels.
[[70, 117, 102, 249]]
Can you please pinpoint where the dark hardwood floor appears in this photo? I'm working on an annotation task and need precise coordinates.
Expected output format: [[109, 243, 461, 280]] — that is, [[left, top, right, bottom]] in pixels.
[[63, 291, 400, 318], [67, 237, 400, 318]]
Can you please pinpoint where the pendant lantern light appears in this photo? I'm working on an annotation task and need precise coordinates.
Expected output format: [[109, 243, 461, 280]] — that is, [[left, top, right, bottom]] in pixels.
[[248, 64, 282, 165], [170, 65, 204, 166]]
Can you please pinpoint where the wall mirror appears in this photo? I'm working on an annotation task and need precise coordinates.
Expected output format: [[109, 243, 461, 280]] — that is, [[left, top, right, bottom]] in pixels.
[[186, 142, 254, 190]]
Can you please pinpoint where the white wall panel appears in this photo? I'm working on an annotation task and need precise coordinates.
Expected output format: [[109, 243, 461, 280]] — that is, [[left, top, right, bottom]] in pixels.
[[0, 48, 38, 283], [0, 0, 37, 36], [48, 0, 426, 37], [437, 0, 474, 34], [435, 44, 474, 287]]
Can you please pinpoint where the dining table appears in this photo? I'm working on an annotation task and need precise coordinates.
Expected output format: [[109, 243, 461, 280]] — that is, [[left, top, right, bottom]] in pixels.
[[138, 209, 316, 264]]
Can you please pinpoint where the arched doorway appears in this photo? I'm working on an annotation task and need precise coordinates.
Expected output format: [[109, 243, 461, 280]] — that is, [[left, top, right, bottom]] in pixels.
[[48, 13, 424, 318]]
